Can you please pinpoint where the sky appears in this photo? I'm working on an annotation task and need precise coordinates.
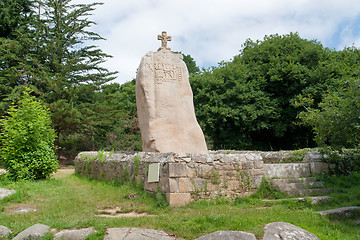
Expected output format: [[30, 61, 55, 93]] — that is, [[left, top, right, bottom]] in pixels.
[[74, 0, 360, 84]]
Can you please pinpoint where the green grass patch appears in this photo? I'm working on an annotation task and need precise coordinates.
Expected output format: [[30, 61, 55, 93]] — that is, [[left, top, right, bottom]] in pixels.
[[0, 170, 359, 239], [312, 171, 360, 211]]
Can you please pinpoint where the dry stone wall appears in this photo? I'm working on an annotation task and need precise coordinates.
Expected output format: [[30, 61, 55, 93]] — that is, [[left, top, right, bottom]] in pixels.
[[75, 151, 264, 206], [75, 151, 328, 206]]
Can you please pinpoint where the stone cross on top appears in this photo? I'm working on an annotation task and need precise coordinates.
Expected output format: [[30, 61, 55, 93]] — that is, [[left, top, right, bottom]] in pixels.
[[158, 31, 171, 50]]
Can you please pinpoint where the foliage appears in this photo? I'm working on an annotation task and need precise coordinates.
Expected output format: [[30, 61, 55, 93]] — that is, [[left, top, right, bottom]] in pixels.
[[320, 148, 360, 175], [297, 78, 360, 149], [58, 81, 141, 157], [0, 0, 35, 115], [0, 0, 120, 158], [314, 171, 360, 211], [0, 0, 32, 38], [179, 52, 200, 75], [0, 88, 58, 180], [191, 33, 360, 150], [249, 178, 289, 199]]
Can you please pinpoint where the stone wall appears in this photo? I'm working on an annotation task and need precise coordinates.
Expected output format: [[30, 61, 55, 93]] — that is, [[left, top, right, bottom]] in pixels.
[[74, 151, 328, 206], [75, 151, 264, 206]]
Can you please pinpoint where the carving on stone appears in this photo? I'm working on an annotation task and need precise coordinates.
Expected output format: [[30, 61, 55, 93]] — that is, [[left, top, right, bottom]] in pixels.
[[157, 31, 172, 50], [135, 32, 208, 154]]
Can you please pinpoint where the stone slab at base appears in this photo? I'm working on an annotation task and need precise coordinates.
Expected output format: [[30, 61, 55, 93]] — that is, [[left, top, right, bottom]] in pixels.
[[166, 193, 192, 207]]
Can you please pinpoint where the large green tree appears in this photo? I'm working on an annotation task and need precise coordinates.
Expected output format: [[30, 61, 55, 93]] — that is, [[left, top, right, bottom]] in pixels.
[[0, 0, 34, 113], [298, 78, 360, 149], [1, 0, 119, 157], [191, 33, 360, 150], [31, 0, 116, 135]]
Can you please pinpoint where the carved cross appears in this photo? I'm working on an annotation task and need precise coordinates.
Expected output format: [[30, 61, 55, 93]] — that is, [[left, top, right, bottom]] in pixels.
[[158, 31, 172, 50]]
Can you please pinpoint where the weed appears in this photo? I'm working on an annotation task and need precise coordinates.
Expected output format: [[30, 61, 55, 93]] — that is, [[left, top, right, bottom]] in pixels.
[[133, 156, 141, 176], [233, 197, 262, 206], [109, 149, 115, 158], [287, 148, 316, 162], [222, 177, 228, 189], [279, 198, 312, 210], [237, 169, 252, 191], [250, 178, 288, 199], [97, 149, 106, 164], [121, 165, 128, 182], [191, 179, 204, 200], [209, 168, 220, 185], [155, 187, 169, 208]]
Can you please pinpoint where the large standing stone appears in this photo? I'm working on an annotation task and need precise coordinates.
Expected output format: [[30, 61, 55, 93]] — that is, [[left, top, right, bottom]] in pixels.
[[136, 31, 208, 154], [263, 222, 319, 240]]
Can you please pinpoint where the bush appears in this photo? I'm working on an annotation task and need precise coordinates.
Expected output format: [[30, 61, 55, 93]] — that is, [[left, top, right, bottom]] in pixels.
[[322, 148, 360, 175], [0, 88, 58, 180]]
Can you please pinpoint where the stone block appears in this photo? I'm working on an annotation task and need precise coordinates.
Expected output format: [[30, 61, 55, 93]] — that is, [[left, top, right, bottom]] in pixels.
[[169, 178, 178, 193], [243, 161, 255, 170], [158, 178, 170, 192], [222, 164, 235, 171], [233, 162, 242, 170], [192, 154, 207, 163], [254, 160, 264, 169], [159, 163, 169, 177], [192, 178, 206, 190], [166, 193, 192, 207], [179, 178, 193, 193], [227, 180, 240, 190], [251, 168, 264, 176], [169, 163, 189, 177], [197, 165, 213, 177], [187, 168, 196, 178], [144, 181, 157, 192], [206, 182, 220, 191], [310, 162, 329, 174]]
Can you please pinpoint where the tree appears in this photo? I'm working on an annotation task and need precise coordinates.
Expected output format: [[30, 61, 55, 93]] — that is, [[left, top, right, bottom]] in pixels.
[[30, 0, 117, 134], [59, 80, 141, 156], [0, 0, 32, 38], [0, 88, 58, 180], [298, 78, 360, 149], [191, 33, 360, 150], [0, 0, 34, 114], [0, 0, 118, 157]]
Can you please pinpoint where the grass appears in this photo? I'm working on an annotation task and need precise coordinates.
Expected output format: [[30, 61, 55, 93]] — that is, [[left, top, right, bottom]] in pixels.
[[0, 169, 359, 240]]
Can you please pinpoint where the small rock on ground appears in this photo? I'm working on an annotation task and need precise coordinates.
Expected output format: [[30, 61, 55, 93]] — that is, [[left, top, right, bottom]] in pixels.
[[104, 227, 181, 240], [0, 225, 11, 238], [54, 227, 96, 240], [13, 224, 50, 240], [0, 188, 16, 200], [195, 230, 256, 240], [13, 207, 38, 214], [264, 222, 319, 240], [316, 206, 360, 218]]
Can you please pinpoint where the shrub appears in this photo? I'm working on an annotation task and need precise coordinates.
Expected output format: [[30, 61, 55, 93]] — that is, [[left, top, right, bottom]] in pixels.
[[322, 148, 360, 175], [0, 88, 58, 180]]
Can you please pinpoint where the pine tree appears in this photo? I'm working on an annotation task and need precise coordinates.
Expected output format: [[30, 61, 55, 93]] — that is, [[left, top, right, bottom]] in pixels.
[[0, 0, 34, 114], [31, 0, 117, 135]]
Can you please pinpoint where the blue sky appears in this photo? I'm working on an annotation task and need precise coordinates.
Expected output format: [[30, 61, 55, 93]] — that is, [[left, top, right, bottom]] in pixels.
[[74, 0, 360, 84]]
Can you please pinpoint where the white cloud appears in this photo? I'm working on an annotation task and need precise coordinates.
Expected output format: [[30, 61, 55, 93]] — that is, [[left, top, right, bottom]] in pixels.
[[73, 0, 360, 84]]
